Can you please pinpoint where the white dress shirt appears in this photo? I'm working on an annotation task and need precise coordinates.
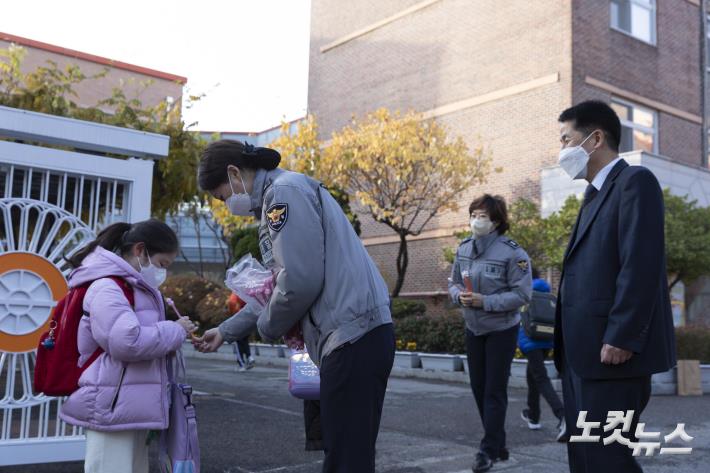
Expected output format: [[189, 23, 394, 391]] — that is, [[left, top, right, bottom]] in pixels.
[[591, 157, 623, 191]]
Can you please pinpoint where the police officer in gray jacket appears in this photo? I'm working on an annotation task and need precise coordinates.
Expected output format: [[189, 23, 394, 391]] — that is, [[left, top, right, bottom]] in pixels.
[[448, 194, 532, 473], [193, 140, 395, 473]]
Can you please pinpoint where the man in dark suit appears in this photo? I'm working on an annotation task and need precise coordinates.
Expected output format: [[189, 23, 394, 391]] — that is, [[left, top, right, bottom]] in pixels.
[[554, 100, 676, 473]]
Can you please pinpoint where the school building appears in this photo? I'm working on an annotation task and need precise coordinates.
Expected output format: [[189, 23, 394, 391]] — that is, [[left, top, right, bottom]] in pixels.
[[307, 0, 710, 323]]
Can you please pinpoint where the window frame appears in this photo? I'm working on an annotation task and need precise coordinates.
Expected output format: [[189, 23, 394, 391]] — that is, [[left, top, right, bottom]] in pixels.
[[611, 97, 659, 155], [609, 0, 657, 46]]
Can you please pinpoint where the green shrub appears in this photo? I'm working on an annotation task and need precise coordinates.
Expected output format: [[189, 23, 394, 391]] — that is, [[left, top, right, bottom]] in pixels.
[[162, 275, 220, 320], [195, 288, 233, 329], [675, 325, 710, 363], [391, 298, 426, 321], [395, 311, 466, 354], [231, 227, 261, 261]]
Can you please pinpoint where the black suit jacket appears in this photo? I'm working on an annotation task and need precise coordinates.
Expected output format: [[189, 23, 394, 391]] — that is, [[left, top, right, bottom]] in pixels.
[[554, 159, 676, 379]]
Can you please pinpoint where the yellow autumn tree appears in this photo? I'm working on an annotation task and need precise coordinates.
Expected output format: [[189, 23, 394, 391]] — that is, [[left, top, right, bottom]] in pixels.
[[270, 115, 328, 179], [325, 108, 492, 296], [269, 116, 360, 234]]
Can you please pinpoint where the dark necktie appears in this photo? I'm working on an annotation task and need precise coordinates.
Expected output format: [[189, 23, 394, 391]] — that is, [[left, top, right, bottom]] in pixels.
[[582, 184, 598, 208], [571, 184, 599, 246]]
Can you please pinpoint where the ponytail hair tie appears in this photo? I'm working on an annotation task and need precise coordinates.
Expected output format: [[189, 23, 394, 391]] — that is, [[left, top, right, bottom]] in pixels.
[[242, 141, 282, 170], [243, 142, 258, 157]]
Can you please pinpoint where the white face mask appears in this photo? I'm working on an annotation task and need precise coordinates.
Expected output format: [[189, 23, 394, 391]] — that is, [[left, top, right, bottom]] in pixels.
[[470, 216, 495, 237], [138, 252, 167, 288], [558, 132, 596, 180], [226, 170, 253, 216]]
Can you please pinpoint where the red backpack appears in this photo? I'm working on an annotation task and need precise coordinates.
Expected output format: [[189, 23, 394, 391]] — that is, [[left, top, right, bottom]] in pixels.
[[34, 277, 134, 397]]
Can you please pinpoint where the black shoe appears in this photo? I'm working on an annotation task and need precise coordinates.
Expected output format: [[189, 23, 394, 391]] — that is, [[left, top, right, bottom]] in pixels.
[[496, 447, 509, 462], [472, 452, 493, 473], [556, 417, 569, 443]]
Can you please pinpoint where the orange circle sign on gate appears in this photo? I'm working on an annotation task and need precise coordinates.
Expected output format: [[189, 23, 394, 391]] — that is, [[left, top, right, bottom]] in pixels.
[[0, 252, 68, 353]]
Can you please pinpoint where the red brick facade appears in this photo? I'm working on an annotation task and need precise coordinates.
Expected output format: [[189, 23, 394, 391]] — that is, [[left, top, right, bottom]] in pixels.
[[308, 0, 704, 297], [0, 32, 184, 112], [572, 0, 703, 166]]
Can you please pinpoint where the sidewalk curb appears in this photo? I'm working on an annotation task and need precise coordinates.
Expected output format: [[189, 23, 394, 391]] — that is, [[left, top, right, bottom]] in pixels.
[[181, 342, 683, 395]]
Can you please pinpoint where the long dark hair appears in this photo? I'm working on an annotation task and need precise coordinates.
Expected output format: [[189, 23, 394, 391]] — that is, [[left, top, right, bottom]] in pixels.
[[67, 219, 179, 268], [198, 140, 281, 192]]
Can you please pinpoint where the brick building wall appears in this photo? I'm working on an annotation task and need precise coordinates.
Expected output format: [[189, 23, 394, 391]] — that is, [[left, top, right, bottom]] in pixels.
[[0, 32, 185, 112], [309, 0, 573, 294], [571, 0, 703, 166], [309, 0, 705, 299]]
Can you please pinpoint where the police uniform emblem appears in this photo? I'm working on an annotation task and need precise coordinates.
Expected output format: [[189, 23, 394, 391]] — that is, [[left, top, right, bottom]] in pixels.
[[517, 260, 529, 272], [266, 203, 289, 232], [503, 239, 520, 249]]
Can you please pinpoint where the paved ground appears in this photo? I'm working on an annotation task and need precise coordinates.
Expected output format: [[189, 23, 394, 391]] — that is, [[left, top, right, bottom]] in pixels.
[[6, 356, 709, 472]]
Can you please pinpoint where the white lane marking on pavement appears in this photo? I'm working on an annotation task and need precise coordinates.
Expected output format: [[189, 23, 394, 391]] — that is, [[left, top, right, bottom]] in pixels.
[[229, 467, 254, 473], [256, 460, 324, 472], [217, 396, 301, 417]]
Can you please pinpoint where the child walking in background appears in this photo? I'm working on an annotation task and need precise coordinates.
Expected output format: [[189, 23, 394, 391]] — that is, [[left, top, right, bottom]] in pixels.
[[518, 267, 568, 442]]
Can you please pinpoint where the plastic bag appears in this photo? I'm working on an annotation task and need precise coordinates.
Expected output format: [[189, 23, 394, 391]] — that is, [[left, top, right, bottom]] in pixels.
[[225, 254, 305, 350], [288, 350, 320, 400], [225, 254, 275, 311]]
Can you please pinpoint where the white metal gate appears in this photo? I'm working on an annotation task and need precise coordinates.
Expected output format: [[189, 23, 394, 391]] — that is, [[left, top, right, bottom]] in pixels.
[[0, 105, 168, 466]]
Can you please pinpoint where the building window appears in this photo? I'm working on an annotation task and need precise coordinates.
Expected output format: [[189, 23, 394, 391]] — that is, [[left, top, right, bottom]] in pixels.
[[610, 0, 656, 45], [610, 98, 658, 154]]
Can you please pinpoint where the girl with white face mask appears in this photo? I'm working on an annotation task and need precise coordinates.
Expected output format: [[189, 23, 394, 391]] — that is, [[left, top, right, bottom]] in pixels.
[[60, 220, 196, 473], [448, 194, 533, 473]]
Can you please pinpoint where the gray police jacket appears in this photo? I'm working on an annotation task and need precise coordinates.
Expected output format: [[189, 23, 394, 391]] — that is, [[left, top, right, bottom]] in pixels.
[[448, 231, 532, 336], [218, 168, 392, 365]]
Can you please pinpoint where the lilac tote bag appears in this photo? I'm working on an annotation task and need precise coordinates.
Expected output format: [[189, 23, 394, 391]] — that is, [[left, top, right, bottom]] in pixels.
[[160, 350, 200, 473]]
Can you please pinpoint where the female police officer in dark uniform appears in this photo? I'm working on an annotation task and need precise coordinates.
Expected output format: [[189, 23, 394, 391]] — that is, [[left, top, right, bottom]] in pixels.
[[448, 194, 532, 473], [193, 140, 395, 472]]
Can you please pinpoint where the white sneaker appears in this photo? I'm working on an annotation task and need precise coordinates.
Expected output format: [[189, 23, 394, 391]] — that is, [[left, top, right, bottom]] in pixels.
[[521, 409, 542, 430], [246, 357, 255, 370]]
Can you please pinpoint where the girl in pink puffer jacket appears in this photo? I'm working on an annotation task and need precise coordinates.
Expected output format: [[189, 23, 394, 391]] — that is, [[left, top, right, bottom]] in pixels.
[[59, 219, 195, 473]]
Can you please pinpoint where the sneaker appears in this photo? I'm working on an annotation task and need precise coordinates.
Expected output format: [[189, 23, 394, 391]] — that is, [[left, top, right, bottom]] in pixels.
[[556, 417, 569, 443], [496, 447, 509, 462], [472, 452, 493, 473], [238, 365, 247, 372], [246, 357, 255, 370], [521, 409, 542, 430]]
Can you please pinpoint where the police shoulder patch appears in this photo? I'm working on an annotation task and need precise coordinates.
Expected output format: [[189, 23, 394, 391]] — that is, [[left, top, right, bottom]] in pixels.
[[517, 260, 529, 273], [502, 238, 520, 249], [266, 203, 289, 232]]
